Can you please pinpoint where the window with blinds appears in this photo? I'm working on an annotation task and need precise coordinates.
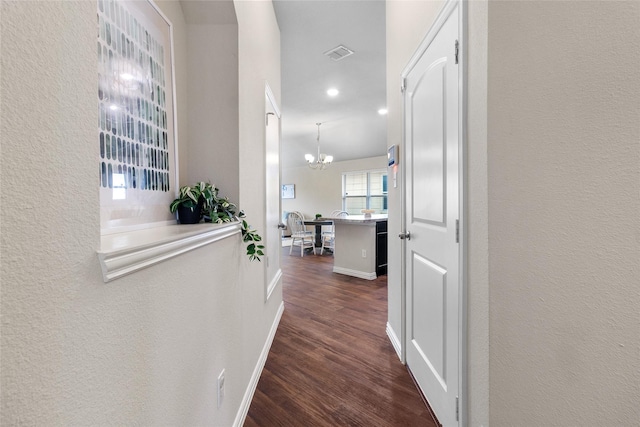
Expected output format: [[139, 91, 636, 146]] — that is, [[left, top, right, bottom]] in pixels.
[[342, 170, 388, 215]]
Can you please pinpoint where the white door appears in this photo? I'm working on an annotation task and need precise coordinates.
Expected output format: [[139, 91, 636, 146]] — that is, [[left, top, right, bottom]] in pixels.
[[402, 2, 460, 426], [265, 85, 282, 301]]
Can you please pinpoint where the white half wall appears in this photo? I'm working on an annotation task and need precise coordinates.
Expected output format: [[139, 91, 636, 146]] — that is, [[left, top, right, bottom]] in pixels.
[[0, 1, 282, 425]]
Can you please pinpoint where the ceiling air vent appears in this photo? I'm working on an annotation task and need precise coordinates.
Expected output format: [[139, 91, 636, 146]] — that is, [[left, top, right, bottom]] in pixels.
[[324, 45, 354, 62]]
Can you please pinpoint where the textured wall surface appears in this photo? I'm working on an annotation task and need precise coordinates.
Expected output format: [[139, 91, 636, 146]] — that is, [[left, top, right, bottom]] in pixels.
[[186, 23, 240, 202], [487, 1, 640, 425], [1, 2, 102, 422], [1, 1, 281, 425]]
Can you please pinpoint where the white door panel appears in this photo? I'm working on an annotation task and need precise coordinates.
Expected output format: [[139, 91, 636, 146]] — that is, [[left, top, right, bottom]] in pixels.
[[411, 59, 446, 225], [265, 85, 282, 300], [403, 2, 460, 426], [412, 253, 448, 386]]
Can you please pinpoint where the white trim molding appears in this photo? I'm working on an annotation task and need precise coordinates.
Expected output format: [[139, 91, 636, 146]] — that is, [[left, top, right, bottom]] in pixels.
[[266, 268, 283, 301], [386, 322, 403, 362], [97, 222, 241, 282], [332, 266, 377, 281], [234, 301, 285, 427]]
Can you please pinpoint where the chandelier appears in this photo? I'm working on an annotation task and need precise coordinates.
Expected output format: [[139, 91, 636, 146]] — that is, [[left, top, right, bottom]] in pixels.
[[305, 122, 333, 170]]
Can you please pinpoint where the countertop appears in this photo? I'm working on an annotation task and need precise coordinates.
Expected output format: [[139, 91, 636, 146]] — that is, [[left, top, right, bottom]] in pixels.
[[329, 214, 388, 224]]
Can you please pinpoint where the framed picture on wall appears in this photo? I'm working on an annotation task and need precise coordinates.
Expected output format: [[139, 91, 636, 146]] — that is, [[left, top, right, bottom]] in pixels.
[[98, 0, 178, 234], [282, 184, 295, 199]]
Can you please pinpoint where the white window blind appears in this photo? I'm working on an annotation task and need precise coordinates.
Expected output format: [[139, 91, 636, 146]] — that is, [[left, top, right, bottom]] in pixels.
[[342, 170, 388, 215]]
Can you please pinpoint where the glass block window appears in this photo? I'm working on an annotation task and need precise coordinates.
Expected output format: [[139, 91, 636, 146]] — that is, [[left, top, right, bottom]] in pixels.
[[342, 170, 388, 215], [98, 0, 177, 232]]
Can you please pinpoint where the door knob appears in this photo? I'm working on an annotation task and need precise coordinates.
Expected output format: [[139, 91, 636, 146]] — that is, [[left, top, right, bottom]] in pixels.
[[277, 223, 287, 229], [398, 231, 411, 240]]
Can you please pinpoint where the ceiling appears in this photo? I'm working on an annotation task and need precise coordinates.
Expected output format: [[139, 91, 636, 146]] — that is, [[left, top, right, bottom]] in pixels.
[[272, 1, 387, 169]]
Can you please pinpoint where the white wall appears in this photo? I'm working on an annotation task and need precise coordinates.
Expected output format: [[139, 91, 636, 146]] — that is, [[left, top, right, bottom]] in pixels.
[[0, 1, 281, 425], [388, 0, 639, 425], [466, 1, 490, 425], [163, 0, 190, 186], [187, 22, 240, 202], [282, 155, 387, 219], [234, 0, 283, 423], [486, 1, 639, 425]]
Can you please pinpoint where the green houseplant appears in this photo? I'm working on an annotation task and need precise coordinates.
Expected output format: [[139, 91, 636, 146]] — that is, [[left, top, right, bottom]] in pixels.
[[169, 181, 229, 224], [169, 182, 209, 224], [239, 212, 265, 262], [169, 181, 264, 261]]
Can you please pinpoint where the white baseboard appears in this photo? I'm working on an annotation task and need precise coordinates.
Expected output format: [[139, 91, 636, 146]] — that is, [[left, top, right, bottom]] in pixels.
[[233, 301, 284, 427], [332, 266, 377, 281], [386, 322, 403, 362], [266, 268, 282, 301]]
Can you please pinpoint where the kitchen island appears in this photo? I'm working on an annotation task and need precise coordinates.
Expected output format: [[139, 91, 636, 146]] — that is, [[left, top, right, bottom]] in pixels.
[[331, 214, 387, 280]]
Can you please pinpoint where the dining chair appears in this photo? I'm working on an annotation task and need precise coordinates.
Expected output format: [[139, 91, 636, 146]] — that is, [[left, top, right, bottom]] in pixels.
[[291, 211, 313, 234], [321, 211, 348, 255], [287, 211, 315, 256]]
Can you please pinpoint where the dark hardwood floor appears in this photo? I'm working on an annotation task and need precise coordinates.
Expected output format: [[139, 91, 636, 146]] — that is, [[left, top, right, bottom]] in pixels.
[[244, 247, 438, 426]]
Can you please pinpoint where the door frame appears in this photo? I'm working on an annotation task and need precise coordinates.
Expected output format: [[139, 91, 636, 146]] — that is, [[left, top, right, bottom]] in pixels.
[[264, 82, 282, 302], [399, 0, 468, 424]]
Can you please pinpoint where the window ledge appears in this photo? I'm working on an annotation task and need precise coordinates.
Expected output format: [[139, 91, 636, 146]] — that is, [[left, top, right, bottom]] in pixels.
[[97, 222, 241, 282]]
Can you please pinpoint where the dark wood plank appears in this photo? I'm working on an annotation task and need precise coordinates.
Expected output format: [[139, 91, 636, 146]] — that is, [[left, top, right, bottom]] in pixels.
[[244, 248, 438, 426]]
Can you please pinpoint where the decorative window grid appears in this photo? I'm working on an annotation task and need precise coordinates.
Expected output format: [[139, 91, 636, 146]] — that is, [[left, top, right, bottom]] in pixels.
[[342, 170, 388, 215]]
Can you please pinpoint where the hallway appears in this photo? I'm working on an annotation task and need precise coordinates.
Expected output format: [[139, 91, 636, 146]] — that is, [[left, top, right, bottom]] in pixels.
[[245, 248, 438, 426]]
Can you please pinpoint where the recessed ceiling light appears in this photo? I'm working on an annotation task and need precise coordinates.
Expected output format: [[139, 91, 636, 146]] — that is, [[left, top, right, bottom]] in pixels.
[[378, 108, 388, 115], [327, 88, 339, 97]]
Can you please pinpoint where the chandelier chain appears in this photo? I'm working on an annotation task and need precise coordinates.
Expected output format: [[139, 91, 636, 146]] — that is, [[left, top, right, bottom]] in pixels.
[[306, 122, 333, 170]]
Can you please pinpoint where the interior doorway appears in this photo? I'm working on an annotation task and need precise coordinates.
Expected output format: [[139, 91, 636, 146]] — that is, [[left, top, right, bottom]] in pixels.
[[400, 1, 465, 425]]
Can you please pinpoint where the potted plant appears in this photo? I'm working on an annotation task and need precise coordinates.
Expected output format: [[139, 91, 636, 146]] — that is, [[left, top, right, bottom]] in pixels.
[[169, 182, 209, 224], [202, 185, 237, 224], [169, 181, 265, 261]]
